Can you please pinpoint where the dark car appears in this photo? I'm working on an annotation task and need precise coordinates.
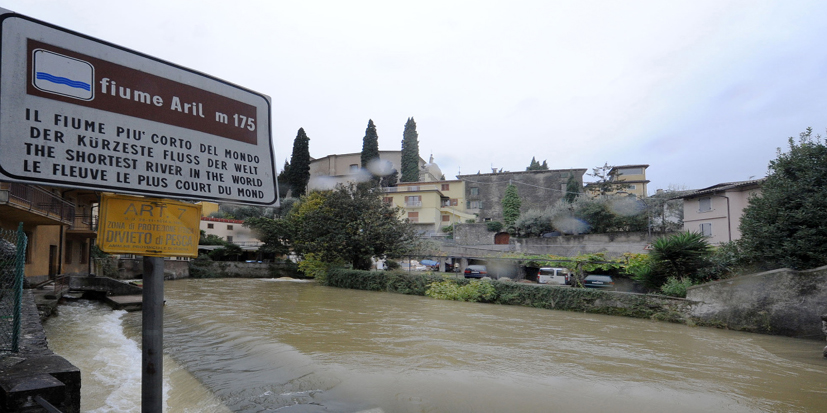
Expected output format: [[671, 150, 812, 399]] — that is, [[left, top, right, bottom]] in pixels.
[[583, 275, 615, 290], [463, 265, 488, 279]]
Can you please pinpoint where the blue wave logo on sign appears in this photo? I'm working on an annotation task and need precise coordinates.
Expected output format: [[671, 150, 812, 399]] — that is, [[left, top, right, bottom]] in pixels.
[[32, 49, 94, 101]]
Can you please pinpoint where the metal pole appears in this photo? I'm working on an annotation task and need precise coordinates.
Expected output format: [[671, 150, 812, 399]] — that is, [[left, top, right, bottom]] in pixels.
[[142, 256, 164, 412]]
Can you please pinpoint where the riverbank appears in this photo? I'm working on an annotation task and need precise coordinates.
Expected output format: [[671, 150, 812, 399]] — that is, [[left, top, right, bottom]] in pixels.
[[324, 268, 692, 322], [322, 268, 827, 342]]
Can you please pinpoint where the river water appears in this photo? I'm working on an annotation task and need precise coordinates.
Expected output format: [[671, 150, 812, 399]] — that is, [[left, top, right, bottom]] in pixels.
[[45, 278, 827, 412]]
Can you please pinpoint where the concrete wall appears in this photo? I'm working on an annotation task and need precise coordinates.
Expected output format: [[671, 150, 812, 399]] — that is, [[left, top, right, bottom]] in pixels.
[[453, 223, 494, 246], [458, 169, 587, 222], [192, 261, 297, 278], [0, 291, 80, 412], [453, 224, 652, 258], [687, 266, 827, 339], [107, 259, 190, 280], [69, 276, 143, 296], [511, 232, 652, 257]]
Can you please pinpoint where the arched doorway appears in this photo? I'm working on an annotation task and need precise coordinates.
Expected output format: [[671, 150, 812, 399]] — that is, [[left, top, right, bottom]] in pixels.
[[494, 232, 510, 245]]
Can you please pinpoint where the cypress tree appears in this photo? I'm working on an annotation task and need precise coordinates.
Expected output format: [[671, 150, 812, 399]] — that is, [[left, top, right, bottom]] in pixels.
[[400, 117, 420, 182], [502, 184, 522, 228], [565, 173, 581, 203], [277, 160, 291, 198], [361, 119, 380, 168], [288, 128, 311, 196]]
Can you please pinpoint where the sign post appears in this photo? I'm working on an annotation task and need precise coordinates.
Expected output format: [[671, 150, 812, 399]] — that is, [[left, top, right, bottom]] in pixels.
[[0, 9, 278, 412]]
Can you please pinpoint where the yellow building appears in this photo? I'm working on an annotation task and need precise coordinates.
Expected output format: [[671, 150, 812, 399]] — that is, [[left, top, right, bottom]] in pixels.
[[382, 180, 476, 235], [0, 183, 97, 282], [586, 164, 650, 198]]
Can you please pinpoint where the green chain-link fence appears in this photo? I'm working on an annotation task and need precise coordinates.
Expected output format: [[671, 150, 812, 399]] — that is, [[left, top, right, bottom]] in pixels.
[[0, 223, 27, 353]]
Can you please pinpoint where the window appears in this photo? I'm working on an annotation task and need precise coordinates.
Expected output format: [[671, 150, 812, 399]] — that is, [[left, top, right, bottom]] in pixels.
[[65, 241, 73, 264], [442, 214, 450, 222], [615, 167, 643, 176], [451, 198, 458, 206], [469, 200, 482, 209], [227, 225, 234, 230], [405, 195, 422, 207], [441, 184, 450, 191], [699, 197, 712, 212], [350, 164, 359, 171], [407, 212, 419, 223], [207, 223, 214, 229], [227, 236, 234, 243], [470, 187, 479, 196], [628, 185, 637, 190], [700, 223, 712, 237], [383, 197, 394, 205]]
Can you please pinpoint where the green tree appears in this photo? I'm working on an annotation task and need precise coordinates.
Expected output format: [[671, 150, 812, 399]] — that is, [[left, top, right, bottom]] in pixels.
[[288, 128, 311, 196], [564, 173, 581, 203], [244, 216, 292, 256], [586, 163, 630, 197], [400, 117, 420, 182], [277, 160, 291, 199], [502, 184, 522, 228], [526, 157, 549, 171], [290, 183, 419, 270], [361, 119, 380, 168], [644, 185, 690, 234], [739, 128, 827, 270], [634, 232, 713, 289]]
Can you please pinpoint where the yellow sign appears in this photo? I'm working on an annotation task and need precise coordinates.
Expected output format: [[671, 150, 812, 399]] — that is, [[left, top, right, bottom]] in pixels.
[[97, 193, 202, 257]]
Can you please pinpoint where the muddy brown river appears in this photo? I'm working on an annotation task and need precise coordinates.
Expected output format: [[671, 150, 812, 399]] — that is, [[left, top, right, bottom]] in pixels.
[[45, 278, 827, 412]]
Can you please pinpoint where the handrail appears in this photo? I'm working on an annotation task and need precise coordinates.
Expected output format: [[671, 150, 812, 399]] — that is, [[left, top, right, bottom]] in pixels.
[[4, 183, 75, 223], [34, 395, 64, 413]]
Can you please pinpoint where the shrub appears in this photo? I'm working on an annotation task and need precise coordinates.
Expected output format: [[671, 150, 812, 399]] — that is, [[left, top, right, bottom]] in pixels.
[[426, 280, 496, 302], [486, 221, 504, 232], [297, 253, 344, 280], [646, 232, 713, 287], [659, 277, 694, 298], [189, 254, 221, 278]]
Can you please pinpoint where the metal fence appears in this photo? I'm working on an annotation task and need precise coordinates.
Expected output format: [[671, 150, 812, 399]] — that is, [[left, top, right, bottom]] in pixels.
[[0, 223, 27, 353]]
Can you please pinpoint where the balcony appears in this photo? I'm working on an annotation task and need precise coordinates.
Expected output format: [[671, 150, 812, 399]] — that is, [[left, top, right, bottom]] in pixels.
[[383, 185, 441, 193], [67, 213, 97, 233], [0, 182, 75, 225], [405, 201, 422, 207]]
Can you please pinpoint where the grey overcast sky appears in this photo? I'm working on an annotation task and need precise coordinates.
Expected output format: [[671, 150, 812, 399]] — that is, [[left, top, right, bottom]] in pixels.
[[6, 0, 827, 193]]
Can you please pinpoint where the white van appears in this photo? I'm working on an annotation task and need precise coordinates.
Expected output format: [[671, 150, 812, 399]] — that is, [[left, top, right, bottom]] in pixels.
[[538, 267, 569, 285]]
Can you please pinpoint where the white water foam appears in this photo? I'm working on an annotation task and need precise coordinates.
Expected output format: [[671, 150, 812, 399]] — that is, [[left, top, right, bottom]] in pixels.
[[45, 301, 171, 413]]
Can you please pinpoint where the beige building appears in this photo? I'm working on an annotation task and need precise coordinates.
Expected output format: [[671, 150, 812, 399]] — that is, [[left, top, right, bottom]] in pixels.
[[0, 182, 97, 282], [307, 151, 439, 191], [382, 180, 476, 235], [200, 217, 262, 248], [678, 179, 764, 245]]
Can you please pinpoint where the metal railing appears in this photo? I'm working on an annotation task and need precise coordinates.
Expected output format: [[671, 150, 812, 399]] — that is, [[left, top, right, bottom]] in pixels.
[[5, 183, 75, 223], [54, 274, 70, 295], [69, 213, 97, 231], [0, 223, 26, 353]]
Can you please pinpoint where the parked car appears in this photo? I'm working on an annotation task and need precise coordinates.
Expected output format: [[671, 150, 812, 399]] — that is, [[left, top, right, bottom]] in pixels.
[[464, 265, 489, 279], [538, 267, 569, 285], [583, 275, 615, 290]]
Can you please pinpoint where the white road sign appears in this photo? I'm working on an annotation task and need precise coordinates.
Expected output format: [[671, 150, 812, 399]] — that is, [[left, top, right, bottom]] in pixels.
[[0, 10, 279, 205]]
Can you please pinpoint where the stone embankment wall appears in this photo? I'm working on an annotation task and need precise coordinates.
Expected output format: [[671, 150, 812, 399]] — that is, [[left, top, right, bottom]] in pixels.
[[191, 261, 296, 278], [94, 258, 190, 280], [687, 266, 827, 339], [0, 291, 80, 412]]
